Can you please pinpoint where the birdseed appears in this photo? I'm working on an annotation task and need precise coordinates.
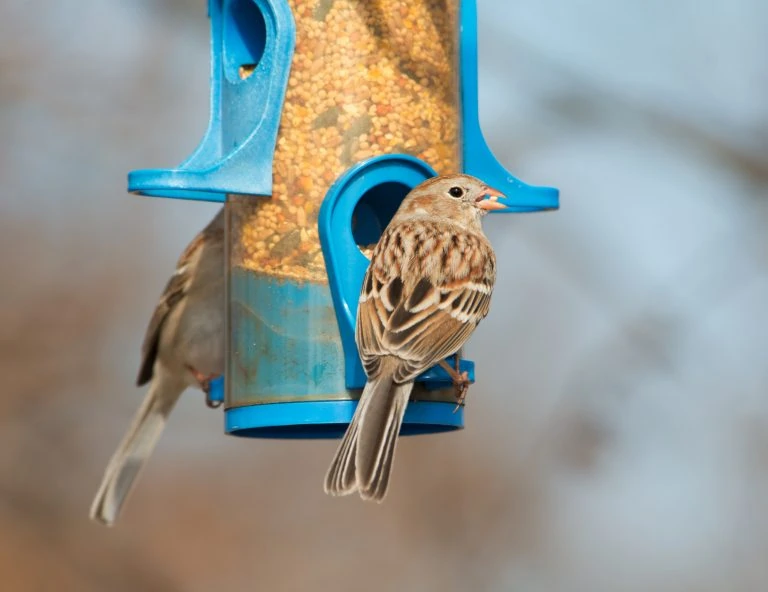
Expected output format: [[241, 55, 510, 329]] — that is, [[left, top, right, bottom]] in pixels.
[[230, 0, 460, 283]]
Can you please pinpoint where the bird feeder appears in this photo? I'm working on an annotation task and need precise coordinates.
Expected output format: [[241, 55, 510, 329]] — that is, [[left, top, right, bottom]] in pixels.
[[128, 0, 559, 438]]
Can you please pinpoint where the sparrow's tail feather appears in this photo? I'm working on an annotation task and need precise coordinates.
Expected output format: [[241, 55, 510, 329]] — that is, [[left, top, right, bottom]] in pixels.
[[324, 418, 358, 496], [356, 380, 413, 502], [89, 369, 184, 526], [324, 377, 386, 497], [324, 371, 414, 502]]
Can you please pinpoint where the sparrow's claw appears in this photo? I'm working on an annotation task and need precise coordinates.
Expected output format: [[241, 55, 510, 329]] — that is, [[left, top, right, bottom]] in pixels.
[[438, 360, 471, 413], [452, 372, 470, 413], [187, 366, 222, 409]]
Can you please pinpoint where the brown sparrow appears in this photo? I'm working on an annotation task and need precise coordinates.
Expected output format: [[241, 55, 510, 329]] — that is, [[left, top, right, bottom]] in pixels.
[[324, 174, 506, 502], [90, 208, 225, 526]]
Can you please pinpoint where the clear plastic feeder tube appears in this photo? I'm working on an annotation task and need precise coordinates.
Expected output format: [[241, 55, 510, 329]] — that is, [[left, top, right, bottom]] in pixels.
[[226, 0, 464, 436]]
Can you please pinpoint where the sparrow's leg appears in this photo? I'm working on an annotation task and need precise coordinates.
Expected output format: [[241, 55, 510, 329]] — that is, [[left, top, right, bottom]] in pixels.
[[437, 359, 470, 412], [452, 353, 470, 411], [187, 366, 223, 408]]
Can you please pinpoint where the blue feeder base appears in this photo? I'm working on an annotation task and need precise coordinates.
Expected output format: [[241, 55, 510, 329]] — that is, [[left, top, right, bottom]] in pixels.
[[225, 400, 463, 439], [208, 376, 463, 439]]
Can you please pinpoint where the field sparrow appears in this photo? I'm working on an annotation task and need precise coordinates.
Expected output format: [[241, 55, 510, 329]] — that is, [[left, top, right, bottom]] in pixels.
[[90, 208, 225, 526], [324, 174, 505, 502]]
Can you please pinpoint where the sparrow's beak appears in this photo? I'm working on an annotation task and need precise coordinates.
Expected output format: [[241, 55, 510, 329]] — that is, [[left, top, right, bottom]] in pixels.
[[475, 186, 508, 211]]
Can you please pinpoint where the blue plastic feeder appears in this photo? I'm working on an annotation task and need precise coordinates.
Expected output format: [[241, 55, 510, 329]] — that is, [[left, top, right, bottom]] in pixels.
[[129, 0, 559, 439]]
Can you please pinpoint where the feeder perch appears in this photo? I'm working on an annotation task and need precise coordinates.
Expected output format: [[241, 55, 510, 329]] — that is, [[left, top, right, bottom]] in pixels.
[[128, 0, 559, 440]]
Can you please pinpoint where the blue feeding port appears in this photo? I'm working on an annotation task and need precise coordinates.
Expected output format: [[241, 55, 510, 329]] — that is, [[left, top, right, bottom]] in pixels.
[[459, 0, 559, 212], [128, 0, 559, 441], [319, 154, 476, 395], [127, 0, 295, 201]]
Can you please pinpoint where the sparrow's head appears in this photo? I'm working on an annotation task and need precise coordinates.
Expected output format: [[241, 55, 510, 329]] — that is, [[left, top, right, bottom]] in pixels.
[[395, 173, 506, 227]]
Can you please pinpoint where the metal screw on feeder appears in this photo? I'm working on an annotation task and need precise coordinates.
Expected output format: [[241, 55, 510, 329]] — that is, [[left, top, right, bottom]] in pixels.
[[127, 0, 559, 439]]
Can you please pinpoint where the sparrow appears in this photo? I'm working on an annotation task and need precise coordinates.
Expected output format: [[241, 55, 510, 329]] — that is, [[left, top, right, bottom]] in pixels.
[[324, 174, 506, 502], [90, 208, 225, 526]]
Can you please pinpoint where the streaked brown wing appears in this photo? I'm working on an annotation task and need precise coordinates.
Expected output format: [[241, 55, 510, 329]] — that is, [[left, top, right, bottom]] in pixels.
[[355, 266, 394, 378], [383, 277, 492, 382], [136, 232, 204, 386]]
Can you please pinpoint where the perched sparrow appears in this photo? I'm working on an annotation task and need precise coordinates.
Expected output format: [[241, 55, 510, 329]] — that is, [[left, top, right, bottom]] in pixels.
[[90, 208, 225, 526], [324, 174, 506, 502]]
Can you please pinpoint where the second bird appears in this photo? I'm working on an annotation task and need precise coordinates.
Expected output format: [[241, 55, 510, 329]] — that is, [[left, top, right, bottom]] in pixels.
[[324, 173, 506, 502], [90, 208, 225, 526]]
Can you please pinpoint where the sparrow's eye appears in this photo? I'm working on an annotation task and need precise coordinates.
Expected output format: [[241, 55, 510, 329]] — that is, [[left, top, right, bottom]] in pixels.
[[448, 186, 464, 198]]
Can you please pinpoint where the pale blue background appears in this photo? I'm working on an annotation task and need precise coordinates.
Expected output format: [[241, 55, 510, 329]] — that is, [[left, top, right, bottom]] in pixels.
[[1, 1, 766, 590]]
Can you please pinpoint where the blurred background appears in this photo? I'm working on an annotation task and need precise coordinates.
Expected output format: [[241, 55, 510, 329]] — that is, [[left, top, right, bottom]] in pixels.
[[1, 0, 767, 590]]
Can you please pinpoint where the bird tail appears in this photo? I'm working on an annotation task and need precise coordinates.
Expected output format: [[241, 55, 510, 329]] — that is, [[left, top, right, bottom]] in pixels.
[[324, 372, 413, 502], [89, 368, 184, 526]]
